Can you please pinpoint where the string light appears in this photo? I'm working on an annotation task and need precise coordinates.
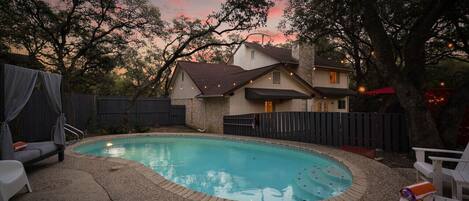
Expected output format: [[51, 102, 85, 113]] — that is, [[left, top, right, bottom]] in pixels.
[[313, 67, 316, 71], [289, 72, 293, 76], [249, 80, 253, 83], [217, 84, 221, 88], [233, 82, 236, 86], [204, 85, 207, 89], [440, 82, 445, 87], [448, 43, 454, 49]]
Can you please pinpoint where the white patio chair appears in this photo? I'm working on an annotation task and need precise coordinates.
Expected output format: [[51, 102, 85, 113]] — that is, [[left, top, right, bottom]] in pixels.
[[413, 143, 469, 199], [0, 160, 32, 201]]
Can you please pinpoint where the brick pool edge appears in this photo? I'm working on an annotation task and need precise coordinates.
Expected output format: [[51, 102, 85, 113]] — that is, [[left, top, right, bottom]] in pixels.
[[66, 133, 368, 201]]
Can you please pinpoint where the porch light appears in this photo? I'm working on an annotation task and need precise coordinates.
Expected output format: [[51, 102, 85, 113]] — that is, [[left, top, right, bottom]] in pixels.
[[358, 86, 366, 93]]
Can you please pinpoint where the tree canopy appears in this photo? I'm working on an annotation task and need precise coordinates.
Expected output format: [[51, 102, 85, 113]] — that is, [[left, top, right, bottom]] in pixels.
[[282, 0, 469, 147], [0, 0, 274, 96]]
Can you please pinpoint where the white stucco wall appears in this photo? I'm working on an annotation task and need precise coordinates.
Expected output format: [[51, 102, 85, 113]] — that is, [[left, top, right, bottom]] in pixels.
[[228, 70, 313, 115], [169, 69, 201, 99], [312, 69, 349, 88], [232, 44, 280, 70]]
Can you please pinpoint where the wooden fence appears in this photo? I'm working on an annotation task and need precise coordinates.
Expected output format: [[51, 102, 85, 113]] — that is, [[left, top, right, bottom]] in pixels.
[[11, 91, 185, 140], [96, 96, 185, 127], [223, 112, 409, 152]]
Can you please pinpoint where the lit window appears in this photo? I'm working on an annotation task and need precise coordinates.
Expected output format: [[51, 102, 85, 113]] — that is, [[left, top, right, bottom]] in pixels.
[[330, 71, 340, 84], [338, 99, 346, 109], [251, 50, 255, 60], [181, 72, 184, 81], [273, 71, 280, 84], [264, 101, 274, 112]]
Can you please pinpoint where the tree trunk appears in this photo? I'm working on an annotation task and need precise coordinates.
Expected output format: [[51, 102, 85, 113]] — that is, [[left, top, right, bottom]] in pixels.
[[392, 82, 444, 148]]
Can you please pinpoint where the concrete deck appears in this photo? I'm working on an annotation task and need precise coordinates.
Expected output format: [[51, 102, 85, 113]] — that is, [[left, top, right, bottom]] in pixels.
[[13, 133, 414, 201]]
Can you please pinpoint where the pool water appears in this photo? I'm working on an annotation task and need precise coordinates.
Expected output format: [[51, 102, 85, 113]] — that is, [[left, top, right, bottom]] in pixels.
[[74, 136, 352, 201]]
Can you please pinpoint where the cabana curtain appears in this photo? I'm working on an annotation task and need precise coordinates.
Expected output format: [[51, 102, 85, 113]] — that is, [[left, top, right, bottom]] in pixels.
[[1, 64, 65, 160], [40, 73, 65, 146]]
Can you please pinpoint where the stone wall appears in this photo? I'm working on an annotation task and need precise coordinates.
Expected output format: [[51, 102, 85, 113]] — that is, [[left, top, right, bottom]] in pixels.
[[171, 97, 228, 133]]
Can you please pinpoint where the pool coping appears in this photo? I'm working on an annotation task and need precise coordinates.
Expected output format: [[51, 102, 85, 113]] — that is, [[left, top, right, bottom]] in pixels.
[[66, 133, 368, 201]]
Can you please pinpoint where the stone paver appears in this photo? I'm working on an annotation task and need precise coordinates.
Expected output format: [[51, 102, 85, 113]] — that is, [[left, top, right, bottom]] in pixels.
[[14, 132, 413, 201]]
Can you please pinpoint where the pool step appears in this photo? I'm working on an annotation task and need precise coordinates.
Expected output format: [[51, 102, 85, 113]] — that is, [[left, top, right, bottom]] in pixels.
[[292, 166, 351, 200]]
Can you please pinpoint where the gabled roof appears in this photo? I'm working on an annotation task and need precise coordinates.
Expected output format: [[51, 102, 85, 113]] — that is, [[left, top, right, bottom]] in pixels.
[[176, 61, 312, 97], [243, 42, 351, 71]]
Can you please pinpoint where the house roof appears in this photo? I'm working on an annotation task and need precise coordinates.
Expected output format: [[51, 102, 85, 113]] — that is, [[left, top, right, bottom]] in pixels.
[[243, 42, 351, 71], [176, 61, 312, 97]]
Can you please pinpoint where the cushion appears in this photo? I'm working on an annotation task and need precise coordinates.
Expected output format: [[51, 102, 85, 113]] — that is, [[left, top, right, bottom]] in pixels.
[[25, 141, 59, 156], [13, 141, 28, 151], [14, 149, 41, 163]]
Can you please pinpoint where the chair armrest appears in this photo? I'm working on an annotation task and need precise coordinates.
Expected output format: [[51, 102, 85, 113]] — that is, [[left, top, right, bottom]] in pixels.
[[413, 147, 463, 163], [429, 156, 469, 163], [412, 147, 464, 154]]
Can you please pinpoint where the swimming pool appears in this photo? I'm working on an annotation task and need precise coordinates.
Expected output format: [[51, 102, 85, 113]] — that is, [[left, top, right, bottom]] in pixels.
[[74, 136, 352, 201]]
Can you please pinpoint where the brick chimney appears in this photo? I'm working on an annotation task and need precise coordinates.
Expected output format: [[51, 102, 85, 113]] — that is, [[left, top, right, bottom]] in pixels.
[[291, 42, 315, 86]]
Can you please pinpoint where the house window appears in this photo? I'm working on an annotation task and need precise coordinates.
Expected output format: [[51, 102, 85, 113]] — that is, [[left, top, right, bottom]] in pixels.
[[181, 72, 185, 81], [273, 71, 280, 84], [338, 99, 346, 109], [330, 71, 340, 84], [264, 101, 274, 112], [251, 50, 255, 60]]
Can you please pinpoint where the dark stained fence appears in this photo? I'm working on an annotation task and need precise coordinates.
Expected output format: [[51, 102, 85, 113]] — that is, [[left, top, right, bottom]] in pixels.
[[170, 105, 186, 125], [224, 112, 409, 152], [96, 97, 175, 127], [11, 92, 186, 138], [63, 93, 96, 130]]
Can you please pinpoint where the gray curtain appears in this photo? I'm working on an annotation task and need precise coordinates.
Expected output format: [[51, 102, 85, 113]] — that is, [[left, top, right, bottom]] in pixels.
[[0, 64, 38, 160], [40, 72, 65, 147]]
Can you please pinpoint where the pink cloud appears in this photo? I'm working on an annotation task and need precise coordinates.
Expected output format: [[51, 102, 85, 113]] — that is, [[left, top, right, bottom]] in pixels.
[[167, 0, 187, 7], [268, 0, 286, 18]]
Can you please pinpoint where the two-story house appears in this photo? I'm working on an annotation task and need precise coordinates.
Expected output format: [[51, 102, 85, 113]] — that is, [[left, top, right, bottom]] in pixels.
[[169, 42, 355, 133]]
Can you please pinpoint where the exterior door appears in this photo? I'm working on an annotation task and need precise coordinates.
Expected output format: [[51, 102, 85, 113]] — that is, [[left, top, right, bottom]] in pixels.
[[264, 100, 274, 112]]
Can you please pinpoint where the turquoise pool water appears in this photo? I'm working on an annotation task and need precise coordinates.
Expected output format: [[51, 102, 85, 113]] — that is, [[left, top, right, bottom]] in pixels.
[[74, 136, 352, 201]]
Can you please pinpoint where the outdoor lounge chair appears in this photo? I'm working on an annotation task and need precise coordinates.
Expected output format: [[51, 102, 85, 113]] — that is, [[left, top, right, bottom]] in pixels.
[[14, 141, 64, 166], [0, 160, 32, 201], [413, 143, 469, 199]]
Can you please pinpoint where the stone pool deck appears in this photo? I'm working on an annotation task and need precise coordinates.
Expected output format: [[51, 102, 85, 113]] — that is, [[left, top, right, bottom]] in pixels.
[[13, 133, 414, 201]]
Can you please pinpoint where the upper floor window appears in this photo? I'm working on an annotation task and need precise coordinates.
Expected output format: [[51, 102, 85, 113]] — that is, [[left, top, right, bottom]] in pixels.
[[251, 50, 255, 60], [273, 71, 280, 84], [329, 71, 340, 84]]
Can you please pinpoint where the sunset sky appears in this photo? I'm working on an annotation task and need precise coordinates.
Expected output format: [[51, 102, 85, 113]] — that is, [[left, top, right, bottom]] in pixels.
[[150, 0, 291, 44]]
